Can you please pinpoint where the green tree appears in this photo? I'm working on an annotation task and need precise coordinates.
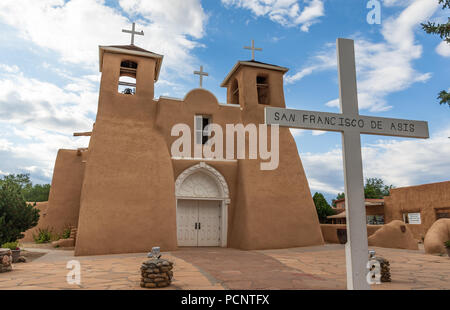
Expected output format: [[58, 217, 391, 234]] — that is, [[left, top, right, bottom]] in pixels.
[[364, 178, 393, 199], [0, 178, 40, 244], [0, 173, 51, 202], [332, 178, 394, 202], [313, 192, 335, 223], [23, 184, 51, 202], [421, 0, 450, 107]]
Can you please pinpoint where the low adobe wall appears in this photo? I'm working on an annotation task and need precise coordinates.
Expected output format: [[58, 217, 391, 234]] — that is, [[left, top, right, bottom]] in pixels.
[[368, 220, 418, 250], [424, 218, 450, 254], [321, 224, 382, 244]]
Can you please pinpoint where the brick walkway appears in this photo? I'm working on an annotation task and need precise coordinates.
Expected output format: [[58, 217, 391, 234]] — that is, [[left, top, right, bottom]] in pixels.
[[0, 244, 449, 290]]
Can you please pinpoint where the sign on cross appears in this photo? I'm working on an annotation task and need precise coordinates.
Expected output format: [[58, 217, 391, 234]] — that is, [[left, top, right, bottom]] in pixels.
[[265, 38, 429, 290], [122, 22, 144, 45], [194, 65, 209, 88]]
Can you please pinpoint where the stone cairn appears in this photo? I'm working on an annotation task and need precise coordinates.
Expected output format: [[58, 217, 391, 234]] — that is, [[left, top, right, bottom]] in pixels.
[[140, 248, 174, 288], [369, 250, 391, 283], [374, 257, 391, 282], [140, 258, 174, 288], [0, 248, 12, 273]]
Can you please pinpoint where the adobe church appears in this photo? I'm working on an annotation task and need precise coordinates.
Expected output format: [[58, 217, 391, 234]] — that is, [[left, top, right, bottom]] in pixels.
[[27, 25, 324, 256]]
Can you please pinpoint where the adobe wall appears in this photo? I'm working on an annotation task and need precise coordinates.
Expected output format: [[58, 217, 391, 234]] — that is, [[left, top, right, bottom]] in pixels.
[[21, 149, 85, 242], [75, 52, 177, 256], [157, 82, 323, 249], [384, 181, 450, 240], [321, 224, 382, 244], [424, 218, 450, 254], [73, 53, 324, 254], [366, 205, 384, 216], [368, 220, 418, 250], [225, 67, 324, 249]]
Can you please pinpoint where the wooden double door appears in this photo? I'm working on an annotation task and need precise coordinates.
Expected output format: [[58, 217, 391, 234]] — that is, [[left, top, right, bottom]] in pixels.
[[177, 200, 221, 247]]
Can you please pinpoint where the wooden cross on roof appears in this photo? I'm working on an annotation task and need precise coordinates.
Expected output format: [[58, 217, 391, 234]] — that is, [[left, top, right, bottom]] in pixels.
[[244, 39, 262, 61], [122, 22, 144, 45], [194, 65, 209, 88]]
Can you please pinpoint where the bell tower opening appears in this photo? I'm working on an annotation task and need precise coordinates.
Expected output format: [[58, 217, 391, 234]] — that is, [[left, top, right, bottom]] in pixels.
[[256, 75, 269, 105], [118, 60, 137, 95], [231, 79, 239, 105]]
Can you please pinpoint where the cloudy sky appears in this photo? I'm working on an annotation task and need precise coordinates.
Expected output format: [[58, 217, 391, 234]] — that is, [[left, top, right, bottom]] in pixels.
[[0, 0, 449, 202]]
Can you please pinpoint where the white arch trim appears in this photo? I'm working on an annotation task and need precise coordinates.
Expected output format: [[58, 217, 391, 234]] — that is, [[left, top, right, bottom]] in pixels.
[[175, 162, 230, 202], [175, 162, 229, 247]]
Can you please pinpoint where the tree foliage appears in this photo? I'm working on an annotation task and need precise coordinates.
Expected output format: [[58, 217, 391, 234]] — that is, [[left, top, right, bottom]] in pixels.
[[332, 178, 394, 203], [313, 192, 335, 223], [364, 178, 393, 198], [421, 0, 450, 107], [0, 173, 50, 202], [0, 177, 40, 244]]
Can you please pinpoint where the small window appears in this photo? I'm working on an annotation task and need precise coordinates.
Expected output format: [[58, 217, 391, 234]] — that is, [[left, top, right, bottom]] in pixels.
[[257, 75, 269, 105], [231, 79, 239, 105], [367, 215, 384, 225], [118, 60, 137, 95], [436, 208, 450, 219], [195, 115, 211, 145]]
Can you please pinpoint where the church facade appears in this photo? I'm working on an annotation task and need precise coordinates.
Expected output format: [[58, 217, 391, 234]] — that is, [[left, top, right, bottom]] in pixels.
[[30, 42, 324, 256]]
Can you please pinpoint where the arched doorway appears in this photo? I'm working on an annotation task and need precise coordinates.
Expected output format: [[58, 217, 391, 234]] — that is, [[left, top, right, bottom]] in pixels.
[[175, 162, 230, 247]]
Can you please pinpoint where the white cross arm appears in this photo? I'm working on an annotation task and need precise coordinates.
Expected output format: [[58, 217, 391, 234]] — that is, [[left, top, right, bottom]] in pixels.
[[265, 107, 429, 139]]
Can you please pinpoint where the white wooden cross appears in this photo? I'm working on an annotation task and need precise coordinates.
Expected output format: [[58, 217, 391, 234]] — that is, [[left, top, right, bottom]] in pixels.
[[122, 22, 144, 45], [265, 38, 429, 290], [244, 39, 262, 61], [194, 65, 209, 88]]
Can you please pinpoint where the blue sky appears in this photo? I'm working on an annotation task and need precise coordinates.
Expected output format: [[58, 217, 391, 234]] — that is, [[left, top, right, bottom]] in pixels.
[[0, 0, 449, 202]]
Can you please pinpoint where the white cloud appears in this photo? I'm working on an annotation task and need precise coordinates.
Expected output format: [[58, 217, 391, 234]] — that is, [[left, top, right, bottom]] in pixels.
[[284, 44, 336, 84], [0, 65, 93, 182], [0, 70, 95, 132], [222, 0, 324, 31], [290, 128, 305, 137], [0, 64, 20, 73], [436, 41, 450, 57], [289, 128, 326, 137], [287, 0, 439, 112], [0, 0, 208, 77], [300, 126, 450, 195]]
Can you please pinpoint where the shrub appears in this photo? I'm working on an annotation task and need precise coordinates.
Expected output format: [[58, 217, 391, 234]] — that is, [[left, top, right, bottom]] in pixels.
[[1, 241, 19, 250], [62, 227, 71, 239], [445, 240, 450, 248], [33, 228, 54, 244], [0, 177, 40, 244]]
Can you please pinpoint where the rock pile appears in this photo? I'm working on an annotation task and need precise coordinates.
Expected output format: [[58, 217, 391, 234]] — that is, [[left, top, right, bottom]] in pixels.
[[375, 257, 391, 282], [369, 256, 391, 283], [0, 248, 12, 273], [140, 258, 174, 288]]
